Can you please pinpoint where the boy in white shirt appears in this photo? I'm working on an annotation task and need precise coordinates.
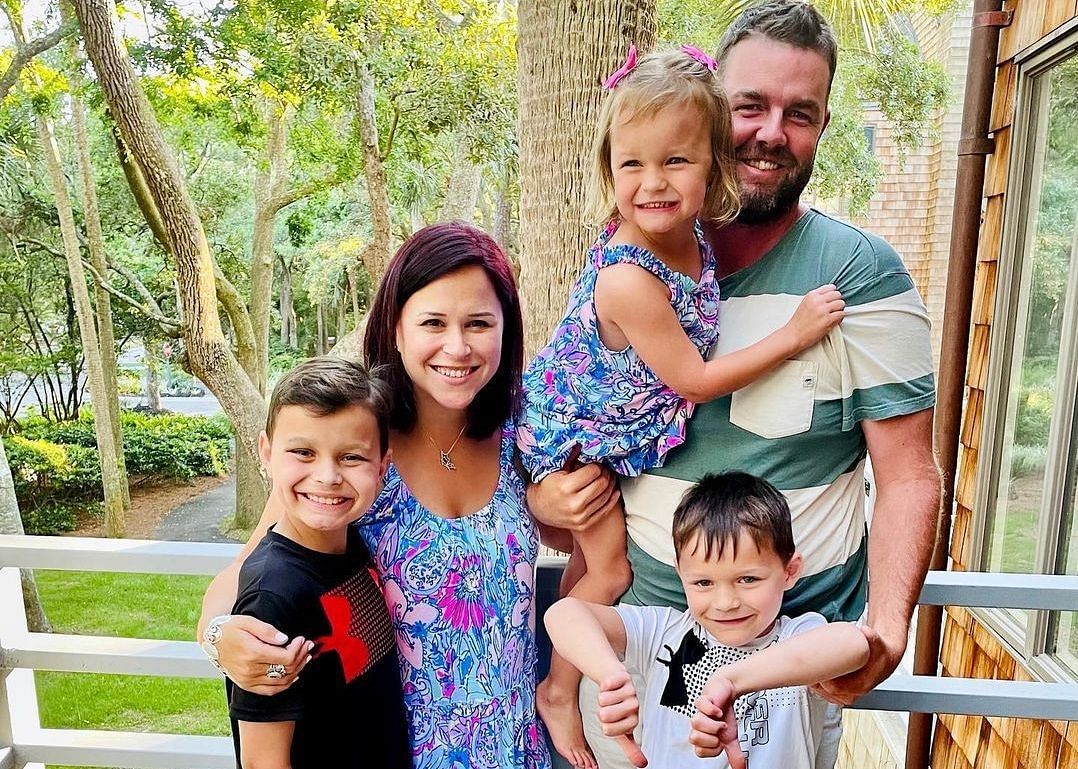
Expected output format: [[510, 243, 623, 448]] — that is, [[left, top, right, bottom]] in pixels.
[[546, 472, 870, 768]]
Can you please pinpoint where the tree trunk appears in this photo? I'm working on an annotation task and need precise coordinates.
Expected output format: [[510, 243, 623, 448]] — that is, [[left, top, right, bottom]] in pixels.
[[355, 54, 392, 281], [492, 171, 518, 274], [144, 357, 161, 410], [440, 137, 483, 222], [278, 255, 297, 349], [516, 0, 657, 354], [0, 438, 51, 633], [36, 113, 127, 537], [232, 434, 266, 532], [315, 303, 326, 356], [249, 103, 291, 397], [72, 0, 267, 469], [347, 265, 361, 322], [71, 50, 130, 511]]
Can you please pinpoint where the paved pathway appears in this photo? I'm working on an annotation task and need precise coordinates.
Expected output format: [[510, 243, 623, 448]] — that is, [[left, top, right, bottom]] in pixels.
[[152, 475, 242, 543]]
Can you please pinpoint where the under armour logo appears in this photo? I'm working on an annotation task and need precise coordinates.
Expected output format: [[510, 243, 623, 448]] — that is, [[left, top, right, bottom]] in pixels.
[[314, 594, 371, 683]]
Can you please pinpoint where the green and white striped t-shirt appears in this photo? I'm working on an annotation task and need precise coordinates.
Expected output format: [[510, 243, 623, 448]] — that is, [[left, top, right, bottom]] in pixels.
[[621, 209, 936, 623]]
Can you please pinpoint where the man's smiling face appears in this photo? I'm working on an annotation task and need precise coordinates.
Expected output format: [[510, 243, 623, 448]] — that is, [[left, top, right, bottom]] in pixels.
[[721, 36, 831, 224]]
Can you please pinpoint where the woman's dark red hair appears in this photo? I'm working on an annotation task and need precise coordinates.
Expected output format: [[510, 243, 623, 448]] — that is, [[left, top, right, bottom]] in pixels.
[[364, 222, 523, 439]]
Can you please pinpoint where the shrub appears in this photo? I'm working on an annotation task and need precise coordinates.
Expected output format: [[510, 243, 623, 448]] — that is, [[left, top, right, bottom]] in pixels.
[[21, 502, 80, 535], [7, 411, 233, 533], [1009, 444, 1048, 480], [4, 435, 102, 509], [20, 411, 233, 479], [1015, 387, 1053, 447]]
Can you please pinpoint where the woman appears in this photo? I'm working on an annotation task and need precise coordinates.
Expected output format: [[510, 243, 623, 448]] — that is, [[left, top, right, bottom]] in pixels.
[[199, 223, 550, 768]]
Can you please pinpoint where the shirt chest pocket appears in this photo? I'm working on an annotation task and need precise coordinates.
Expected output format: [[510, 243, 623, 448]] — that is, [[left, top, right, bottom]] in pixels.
[[729, 359, 819, 439]]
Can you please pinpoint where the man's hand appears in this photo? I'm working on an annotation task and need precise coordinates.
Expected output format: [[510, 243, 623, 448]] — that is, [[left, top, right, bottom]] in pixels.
[[216, 615, 312, 695], [689, 678, 745, 768], [526, 463, 620, 532], [596, 670, 647, 768], [813, 625, 902, 705]]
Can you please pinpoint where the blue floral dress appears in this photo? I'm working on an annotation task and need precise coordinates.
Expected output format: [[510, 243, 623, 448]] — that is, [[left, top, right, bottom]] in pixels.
[[518, 219, 719, 481], [357, 422, 550, 769]]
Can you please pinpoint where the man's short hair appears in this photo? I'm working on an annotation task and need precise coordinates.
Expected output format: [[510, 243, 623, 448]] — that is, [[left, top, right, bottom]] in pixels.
[[265, 356, 391, 455], [715, 0, 838, 90], [672, 472, 796, 563]]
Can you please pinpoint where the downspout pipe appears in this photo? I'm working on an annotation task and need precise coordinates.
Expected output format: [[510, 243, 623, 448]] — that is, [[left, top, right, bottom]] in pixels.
[[905, 2, 1011, 768]]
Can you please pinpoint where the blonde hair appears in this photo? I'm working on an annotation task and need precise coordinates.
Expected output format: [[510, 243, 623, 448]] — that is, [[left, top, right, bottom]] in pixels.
[[584, 48, 741, 227]]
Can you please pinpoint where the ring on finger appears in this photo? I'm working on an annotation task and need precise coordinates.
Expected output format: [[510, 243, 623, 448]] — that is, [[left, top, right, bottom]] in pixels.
[[266, 663, 287, 680]]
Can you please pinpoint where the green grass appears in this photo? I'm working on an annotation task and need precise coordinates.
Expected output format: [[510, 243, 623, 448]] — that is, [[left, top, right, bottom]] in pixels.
[[33, 571, 230, 769]]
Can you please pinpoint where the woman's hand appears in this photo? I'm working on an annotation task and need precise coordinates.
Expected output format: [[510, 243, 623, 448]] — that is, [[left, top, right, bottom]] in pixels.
[[216, 615, 313, 695], [526, 463, 620, 532]]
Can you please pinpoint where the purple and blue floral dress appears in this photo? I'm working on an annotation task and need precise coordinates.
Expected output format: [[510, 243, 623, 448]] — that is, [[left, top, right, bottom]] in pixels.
[[518, 219, 719, 481], [358, 422, 550, 769]]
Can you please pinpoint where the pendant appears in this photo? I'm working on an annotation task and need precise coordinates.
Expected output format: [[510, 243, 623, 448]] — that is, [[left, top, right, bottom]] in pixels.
[[440, 451, 456, 471]]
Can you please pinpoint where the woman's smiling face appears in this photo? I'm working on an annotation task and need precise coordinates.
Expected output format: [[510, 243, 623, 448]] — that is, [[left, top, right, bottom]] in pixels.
[[395, 265, 504, 415]]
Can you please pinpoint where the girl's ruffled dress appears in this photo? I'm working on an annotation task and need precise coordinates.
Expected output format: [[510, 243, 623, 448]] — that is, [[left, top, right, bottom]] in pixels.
[[518, 219, 719, 481], [358, 423, 551, 769]]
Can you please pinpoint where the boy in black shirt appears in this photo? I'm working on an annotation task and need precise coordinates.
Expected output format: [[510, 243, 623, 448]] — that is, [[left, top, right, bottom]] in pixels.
[[222, 357, 409, 769]]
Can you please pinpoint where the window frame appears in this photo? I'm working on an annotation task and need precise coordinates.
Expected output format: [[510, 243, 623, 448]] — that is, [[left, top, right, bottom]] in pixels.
[[971, 20, 1078, 683]]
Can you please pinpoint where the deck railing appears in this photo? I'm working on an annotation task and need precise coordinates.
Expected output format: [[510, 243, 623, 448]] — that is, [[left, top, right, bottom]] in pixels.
[[1, 534, 1076, 768]]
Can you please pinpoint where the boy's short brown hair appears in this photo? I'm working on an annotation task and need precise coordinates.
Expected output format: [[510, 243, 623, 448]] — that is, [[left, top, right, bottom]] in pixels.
[[265, 357, 391, 455], [672, 472, 795, 563]]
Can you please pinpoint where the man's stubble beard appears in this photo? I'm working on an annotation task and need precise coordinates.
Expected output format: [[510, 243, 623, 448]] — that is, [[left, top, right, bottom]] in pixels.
[[735, 158, 815, 226]]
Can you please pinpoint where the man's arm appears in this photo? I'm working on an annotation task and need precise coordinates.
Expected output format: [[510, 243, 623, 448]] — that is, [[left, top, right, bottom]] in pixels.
[[817, 408, 940, 704], [237, 720, 295, 769]]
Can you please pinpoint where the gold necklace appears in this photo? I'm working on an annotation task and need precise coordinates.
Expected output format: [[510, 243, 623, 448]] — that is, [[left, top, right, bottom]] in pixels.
[[423, 424, 467, 471]]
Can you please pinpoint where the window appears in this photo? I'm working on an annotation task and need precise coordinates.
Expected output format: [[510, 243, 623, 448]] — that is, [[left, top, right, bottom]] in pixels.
[[976, 31, 1078, 680], [862, 125, 876, 153]]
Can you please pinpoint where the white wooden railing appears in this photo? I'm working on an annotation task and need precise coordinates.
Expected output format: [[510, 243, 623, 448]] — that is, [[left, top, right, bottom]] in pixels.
[[1, 535, 1077, 768]]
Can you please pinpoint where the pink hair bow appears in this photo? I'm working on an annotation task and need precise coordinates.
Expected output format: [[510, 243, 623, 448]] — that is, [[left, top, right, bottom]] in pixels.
[[680, 44, 718, 71], [602, 44, 638, 90]]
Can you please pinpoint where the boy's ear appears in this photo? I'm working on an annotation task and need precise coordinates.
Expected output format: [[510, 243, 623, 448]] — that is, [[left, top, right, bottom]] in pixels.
[[783, 552, 804, 589], [378, 448, 392, 480], [257, 430, 272, 472]]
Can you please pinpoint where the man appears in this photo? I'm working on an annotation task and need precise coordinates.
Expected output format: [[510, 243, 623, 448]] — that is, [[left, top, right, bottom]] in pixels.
[[530, 3, 941, 767]]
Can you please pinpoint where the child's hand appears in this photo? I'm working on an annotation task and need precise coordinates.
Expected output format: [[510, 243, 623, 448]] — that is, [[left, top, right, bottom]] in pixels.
[[597, 670, 648, 767], [786, 284, 845, 352], [689, 677, 745, 769]]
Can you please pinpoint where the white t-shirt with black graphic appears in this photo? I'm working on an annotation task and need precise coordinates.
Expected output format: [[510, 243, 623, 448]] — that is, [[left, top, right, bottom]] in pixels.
[[614, 606, 830, 769]]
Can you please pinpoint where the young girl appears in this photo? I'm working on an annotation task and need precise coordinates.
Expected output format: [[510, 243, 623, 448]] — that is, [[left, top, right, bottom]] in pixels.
[[518, 46, 844, 768]]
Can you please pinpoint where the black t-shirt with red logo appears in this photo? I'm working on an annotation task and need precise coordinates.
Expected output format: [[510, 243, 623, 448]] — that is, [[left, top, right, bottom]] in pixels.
[[228, 526, 410, 768]]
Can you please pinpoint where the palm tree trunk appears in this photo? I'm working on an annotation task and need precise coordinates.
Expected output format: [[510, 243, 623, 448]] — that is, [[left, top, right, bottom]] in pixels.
[[516, 0, 657, 354]]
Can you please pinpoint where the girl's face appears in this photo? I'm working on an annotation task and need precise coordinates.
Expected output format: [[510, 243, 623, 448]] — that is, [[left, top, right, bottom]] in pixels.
[[609, 101, 712, 241], [395, 265, 504, 418]]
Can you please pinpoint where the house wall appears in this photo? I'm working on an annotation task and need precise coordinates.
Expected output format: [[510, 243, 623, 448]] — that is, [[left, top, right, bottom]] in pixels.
[[934, 0, 1078, 767], [844, 9, 971, 370]]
